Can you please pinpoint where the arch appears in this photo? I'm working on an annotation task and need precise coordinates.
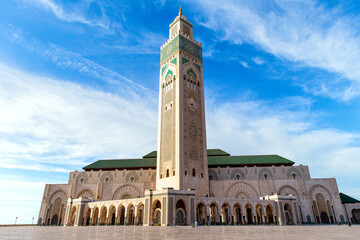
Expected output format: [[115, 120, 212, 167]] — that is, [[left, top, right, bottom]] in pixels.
[[50, 215, 58, 225], [48, 190, 67, 204], [117, 205, 126, 225], [209, 202, 220, 224], [100, 172, 113, 183], [266, 205, 275, 225], [165, 69, 174, 82], [112, 184, 142, 200], [287, 167, 302, 179], [233, 203, 242, 225], [277, 185, 300, 200], [99, 206, 107, 225], [351, 209, 360, 224], [137, 203, 145, 225], [245, 203, 253, 224], [255, 204, 264, 224], [221, 203, 231, 225], [127, 204, 135, 225], [230, 169, 245, 180], [259, 168, 273, 179], [196, 202, 207, 225], [109, 205, 116, 225], [309, 184, 332, 202], [152, 200, 162, 226], [75, 172, 88, 184], [76, 189, 95, 199], [69, 206, 77, 226], [92, 207, 99, 225], [176, 199, 187, 225], [125, 171, 140, 183], [284, 203, 293, 225], [208, 169, 218, 180], [84, 208, 91, 226], [226, 182, 259, 199], [316, 193, 329, 224]]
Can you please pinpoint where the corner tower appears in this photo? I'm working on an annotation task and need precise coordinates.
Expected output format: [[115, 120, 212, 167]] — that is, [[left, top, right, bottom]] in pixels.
[[156, 8, 209, 196]]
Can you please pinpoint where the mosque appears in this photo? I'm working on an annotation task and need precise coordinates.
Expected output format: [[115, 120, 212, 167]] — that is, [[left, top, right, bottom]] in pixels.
[[37, 8, 360, 227]]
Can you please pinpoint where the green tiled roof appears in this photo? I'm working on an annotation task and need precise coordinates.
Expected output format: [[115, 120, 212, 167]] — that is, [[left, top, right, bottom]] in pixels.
[[143, 151, 157, 158], [83, 149, 294, 171], [340, 193, 360, 204], [83, 158, 156, 170], [208, 155, 293, 166], [207, 149, 230, 156]]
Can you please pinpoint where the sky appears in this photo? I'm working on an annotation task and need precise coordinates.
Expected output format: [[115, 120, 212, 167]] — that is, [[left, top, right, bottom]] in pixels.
[[0, 0, 360, 224]]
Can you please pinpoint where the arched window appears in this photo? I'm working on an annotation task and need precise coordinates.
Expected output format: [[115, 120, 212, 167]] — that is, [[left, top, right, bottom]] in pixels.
[[235, 174, 241, 180], [173, 171, 175, 176], [292, 173, 297, 179], [185, 171, 187, 176], [201, 173, 203, 178], [264, 174, 268, 179], [160, 174, 163, 179], [209, 175, 213, 180], [80, 178, 85, 184], [130, 177, 135, 182], [105, 177, 110, 183], [192, 169, 196, 177], [166, 169, 169, 178]]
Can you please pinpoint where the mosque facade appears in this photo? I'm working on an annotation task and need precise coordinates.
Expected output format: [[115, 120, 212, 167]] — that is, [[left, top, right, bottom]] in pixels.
[[38, 9, 360, 227]]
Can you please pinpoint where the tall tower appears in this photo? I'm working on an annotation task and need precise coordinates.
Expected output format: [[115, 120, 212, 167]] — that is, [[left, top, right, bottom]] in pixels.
[[156, 8, 209, 196]]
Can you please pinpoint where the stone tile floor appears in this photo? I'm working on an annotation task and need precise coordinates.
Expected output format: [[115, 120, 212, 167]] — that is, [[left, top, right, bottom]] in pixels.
[[0, 225, 359, 240]]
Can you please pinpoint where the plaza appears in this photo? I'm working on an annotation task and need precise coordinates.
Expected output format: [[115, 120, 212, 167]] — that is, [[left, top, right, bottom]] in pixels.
[[1, 226, 359, 240]]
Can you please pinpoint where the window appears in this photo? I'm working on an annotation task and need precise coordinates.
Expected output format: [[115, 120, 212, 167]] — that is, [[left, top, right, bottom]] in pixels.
[[130, 177, 135, 182], [160, 174, 163, 179], [209, 175, 213, 180], [192, 169, 196, 177], [235, 174, 241, 180], [292, 173, 297, 179], [166, 169, 169, 178], [80, 178, 85, 184], [201, 173, 203, 178], [264, 174, 268, 179], [105, 177, 110, 183], [173, 171, 175, 176], [185, 171, 187, 176]]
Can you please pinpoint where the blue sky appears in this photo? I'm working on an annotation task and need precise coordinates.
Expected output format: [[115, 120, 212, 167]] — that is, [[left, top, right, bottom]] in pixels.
[[1, 0, 360, 224]]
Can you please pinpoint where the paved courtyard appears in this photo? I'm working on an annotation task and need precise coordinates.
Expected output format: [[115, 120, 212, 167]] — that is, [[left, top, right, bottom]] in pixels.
[[0, 225, 359, 240]]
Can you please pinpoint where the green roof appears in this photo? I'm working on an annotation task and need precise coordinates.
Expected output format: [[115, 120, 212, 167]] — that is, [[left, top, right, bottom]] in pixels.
[[208, 155, 293, 166], [207, 149, 230, 156], [83, 149, 294, 171], [83, 158, 156, 170], [143, 151, 157, 158], [340, 193, 360, 204]]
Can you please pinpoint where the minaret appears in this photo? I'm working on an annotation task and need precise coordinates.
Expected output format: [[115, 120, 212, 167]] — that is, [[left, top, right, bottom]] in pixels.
[[156, 8, 209, 196]]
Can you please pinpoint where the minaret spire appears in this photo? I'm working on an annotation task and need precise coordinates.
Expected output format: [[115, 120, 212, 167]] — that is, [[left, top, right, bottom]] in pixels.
[[179, 5, 183, 16]]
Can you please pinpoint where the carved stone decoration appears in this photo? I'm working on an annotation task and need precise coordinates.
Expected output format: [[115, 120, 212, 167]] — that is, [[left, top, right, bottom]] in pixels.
[[112, 185, 142, 200]]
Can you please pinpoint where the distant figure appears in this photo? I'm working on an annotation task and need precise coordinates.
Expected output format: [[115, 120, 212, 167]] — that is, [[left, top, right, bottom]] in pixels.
[[195, 221, 198, 227], [348, 222, 352, 227]]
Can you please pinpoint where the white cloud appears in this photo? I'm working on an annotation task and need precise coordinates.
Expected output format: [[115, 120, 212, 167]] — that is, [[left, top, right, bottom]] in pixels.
[[189, 0, 360, 100], [252, 56, 265, 65], [26, 0, 111, 30], [206, 96, 360, 199], [240, 61, 250, 69], [0, 62, 158, 171]]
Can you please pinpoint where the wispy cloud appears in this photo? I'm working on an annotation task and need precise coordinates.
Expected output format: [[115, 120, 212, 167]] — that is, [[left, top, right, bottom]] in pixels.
[[189, 0, 360, 100], [25, 0, 112, 30], [252, 56, 265, 65], [240, 61, 250, 69], [0, 62, 158, 171], [206, 94, 360, 197]]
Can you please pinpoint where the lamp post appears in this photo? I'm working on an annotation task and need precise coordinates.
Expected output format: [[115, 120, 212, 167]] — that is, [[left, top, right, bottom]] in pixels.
[[15, 217, 18, 225]]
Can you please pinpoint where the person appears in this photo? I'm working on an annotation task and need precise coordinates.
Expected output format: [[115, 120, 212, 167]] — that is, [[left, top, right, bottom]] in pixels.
[[195, 221, 198, 227], [348, 222, 351, 227]]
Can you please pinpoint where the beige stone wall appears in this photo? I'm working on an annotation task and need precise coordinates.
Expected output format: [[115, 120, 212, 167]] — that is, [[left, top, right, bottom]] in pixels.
[[208, 165, 310, 181]]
